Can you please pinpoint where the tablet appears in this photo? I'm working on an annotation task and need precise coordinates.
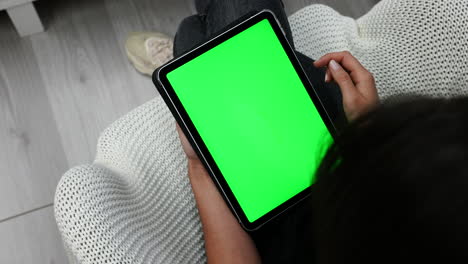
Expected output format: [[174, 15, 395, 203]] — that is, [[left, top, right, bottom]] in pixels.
[[153, 10, 337, 230]]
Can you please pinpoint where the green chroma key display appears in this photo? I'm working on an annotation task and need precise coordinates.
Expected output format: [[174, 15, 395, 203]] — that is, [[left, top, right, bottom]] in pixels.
[[167, 19, 332, 222]]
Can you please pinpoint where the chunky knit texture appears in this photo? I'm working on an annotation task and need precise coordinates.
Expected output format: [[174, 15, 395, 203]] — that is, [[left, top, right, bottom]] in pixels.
[[54, 96, 206, 264], [55, 1, 468, 263], [289, 0, 468, 99]]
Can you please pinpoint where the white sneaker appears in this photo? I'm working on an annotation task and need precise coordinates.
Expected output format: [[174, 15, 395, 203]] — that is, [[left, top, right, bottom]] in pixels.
[[125, 32, 174, 76]]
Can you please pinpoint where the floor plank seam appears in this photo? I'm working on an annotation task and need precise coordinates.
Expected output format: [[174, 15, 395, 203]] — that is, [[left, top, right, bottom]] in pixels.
[[0, 203, 54, 224]]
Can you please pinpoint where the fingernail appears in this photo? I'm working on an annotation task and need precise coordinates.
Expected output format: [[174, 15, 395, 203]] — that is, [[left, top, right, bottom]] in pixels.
[[324, 72, 329, 82], [330, 60, 341, 71]]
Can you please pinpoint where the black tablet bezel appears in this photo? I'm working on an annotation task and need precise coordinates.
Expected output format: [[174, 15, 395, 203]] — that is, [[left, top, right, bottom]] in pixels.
[[153, 10, 338, 231]]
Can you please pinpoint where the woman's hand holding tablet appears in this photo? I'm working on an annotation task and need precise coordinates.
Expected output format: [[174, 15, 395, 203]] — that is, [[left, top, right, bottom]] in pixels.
[[314, 51, 379, 121]]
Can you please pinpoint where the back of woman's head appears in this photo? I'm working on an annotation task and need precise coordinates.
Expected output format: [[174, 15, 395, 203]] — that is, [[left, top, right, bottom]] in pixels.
[[311, 97, 468, 263]]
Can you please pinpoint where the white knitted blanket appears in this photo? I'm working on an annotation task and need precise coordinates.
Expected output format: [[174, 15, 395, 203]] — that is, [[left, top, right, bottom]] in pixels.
[[55, 96, 206, 263], [55, 1, 468, 263], [289, 0, 468, 99]]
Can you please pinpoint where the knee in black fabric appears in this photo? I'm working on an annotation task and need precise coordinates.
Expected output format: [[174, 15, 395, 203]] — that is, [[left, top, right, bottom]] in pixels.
[[173, 15, 208, 56], [195, 0, 212, 15]]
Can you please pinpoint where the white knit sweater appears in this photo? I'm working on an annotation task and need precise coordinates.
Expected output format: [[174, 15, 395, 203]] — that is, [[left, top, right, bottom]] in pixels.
[[289, 0, 468, 99], [55, 96, 206, 264], [54, 1, 468, 263]]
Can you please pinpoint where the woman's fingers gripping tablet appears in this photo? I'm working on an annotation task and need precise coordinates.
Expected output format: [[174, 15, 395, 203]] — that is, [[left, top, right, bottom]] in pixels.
[[314, 51, 379, 121]]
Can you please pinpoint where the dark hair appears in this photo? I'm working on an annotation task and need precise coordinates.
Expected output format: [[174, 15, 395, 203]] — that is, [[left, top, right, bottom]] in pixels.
[[311, 97, 468, 263]]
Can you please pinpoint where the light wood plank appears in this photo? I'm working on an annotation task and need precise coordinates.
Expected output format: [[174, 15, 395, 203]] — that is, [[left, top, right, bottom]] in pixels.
[[0, 13, 68, 220], [0, 206, 68, 264], [103, 0, 193, 102], [104, 0, 169, 104], [30, 0, 161, 167]]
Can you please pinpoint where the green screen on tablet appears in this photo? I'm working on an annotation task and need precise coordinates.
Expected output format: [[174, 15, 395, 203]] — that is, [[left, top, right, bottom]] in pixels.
[[164, 17, 332, 223]]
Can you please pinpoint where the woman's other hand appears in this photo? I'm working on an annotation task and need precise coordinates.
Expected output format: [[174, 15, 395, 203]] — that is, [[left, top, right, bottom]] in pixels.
[[314, 51, 379, 121]]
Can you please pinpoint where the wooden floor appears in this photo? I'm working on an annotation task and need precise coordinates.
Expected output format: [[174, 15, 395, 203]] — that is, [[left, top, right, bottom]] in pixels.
[[0, 0, 378, 262]]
